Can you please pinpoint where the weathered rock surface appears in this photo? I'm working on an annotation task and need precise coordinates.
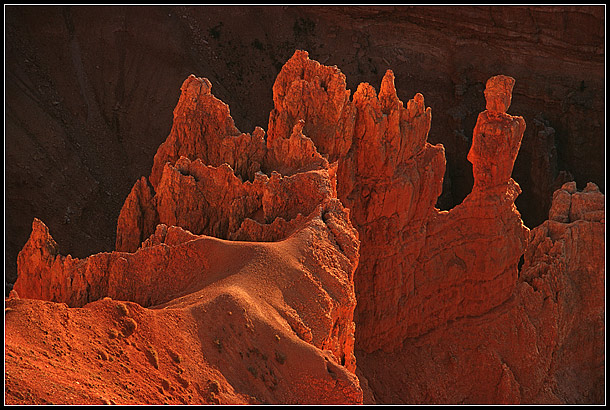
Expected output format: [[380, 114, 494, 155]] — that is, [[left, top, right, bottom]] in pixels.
[[255, 52, 603, 403], [337, 70, 448, 350], [356, 181, 604, 404], [6, 286, 359, 405], [10, 58, 363, 404], [12, 196, 362, 400], [11, 199, 362, 404], [7, 49, 604, 405], [520, 181, 605, 403], [5, 5, 604, 294], [149, 75, 267, 188], [116, 72, 338, 253], [267, 50, 356, 164], [269, 54, 529, 352]]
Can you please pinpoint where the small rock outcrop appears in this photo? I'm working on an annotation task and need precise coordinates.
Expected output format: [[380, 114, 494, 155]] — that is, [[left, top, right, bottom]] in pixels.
[[267, 50, 356, 164], [149, 75, 267, 188]]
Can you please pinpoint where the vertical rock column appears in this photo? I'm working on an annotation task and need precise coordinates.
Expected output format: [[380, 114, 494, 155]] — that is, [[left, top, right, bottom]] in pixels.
[[353, 75, 530, 352]]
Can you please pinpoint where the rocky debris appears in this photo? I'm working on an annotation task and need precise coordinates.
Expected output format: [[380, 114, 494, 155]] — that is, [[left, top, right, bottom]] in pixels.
[[5, 292, 359, 405]]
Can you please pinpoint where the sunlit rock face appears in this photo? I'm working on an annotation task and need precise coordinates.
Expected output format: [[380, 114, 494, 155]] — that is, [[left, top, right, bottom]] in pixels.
[[5, 6, 604, 302], [11, 57, 363, 405], [268, 54, 529, 353]]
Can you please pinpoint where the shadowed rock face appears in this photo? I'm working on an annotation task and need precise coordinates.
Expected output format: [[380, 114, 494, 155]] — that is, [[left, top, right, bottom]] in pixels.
[[4, 6, 604, 292]]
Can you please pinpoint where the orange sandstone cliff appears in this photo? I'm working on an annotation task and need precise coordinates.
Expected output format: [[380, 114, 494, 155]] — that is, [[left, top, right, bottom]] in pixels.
[[6, 51, 605, 404], [264, 53, 530, 353]]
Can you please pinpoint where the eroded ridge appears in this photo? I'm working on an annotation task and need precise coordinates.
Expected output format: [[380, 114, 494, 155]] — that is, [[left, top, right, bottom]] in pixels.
[[262, 52, 529, 351], [12, 53, 364, 404]]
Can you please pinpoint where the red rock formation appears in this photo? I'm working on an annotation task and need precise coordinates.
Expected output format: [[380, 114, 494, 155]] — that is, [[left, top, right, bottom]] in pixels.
[[11, 196, 362, 404], [7, 50, 604, 405], [267, 53, 529, 352], [149, 75, 267, 188], [267, 50, 356, 164], [521, 181, 605, 403], [11, 57, 363, 404], [114, 177, 158, 253], [6, 287, 359, 405], [117, 154, 337, 252], [338, 71, 448, 350], [356, 181, 604, 404], [398, 74, 528, 341], [6, 6, 604, 294], [116, 73, 337, 253], [257, 52, 603, 404], [263, 119, 330, 176]]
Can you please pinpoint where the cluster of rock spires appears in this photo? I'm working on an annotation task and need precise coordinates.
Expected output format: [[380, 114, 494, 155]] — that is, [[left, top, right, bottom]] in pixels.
[[7, 50, 604, 404]]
